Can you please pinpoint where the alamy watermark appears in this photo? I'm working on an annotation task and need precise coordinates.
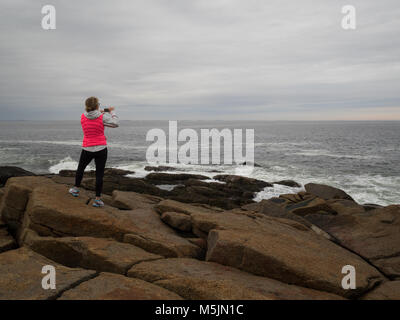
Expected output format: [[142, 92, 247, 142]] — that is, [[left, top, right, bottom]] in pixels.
[[146, 121, 255, 175], [341, 265, 356, 289], [341, 5, 356, 30], [41, 5, 357, 31], [41, 265, 56, 290], [41, 5, 56, 30]]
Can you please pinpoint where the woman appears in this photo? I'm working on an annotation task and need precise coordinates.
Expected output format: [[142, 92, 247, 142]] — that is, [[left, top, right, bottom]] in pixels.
[[69, 96, 119, 207]]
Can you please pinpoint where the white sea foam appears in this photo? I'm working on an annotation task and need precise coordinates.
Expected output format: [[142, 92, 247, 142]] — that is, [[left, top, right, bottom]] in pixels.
[[156, 184, 180, 191], [47, 158, 398, 206], [0, 140, 83, 146], [254, 184, 304, 202], [292, 149, 382, 160], [48, 156, 94, 174]]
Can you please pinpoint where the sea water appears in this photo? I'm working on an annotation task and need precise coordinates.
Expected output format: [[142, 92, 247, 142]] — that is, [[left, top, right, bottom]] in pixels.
[[0, 120, 399, 206]]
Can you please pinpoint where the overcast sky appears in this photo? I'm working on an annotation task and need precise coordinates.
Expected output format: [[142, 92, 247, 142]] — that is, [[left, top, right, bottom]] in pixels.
[[0, 0, 399, 120]]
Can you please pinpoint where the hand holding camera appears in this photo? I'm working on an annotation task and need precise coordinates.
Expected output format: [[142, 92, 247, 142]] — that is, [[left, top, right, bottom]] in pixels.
[[102, 106, 115, 113]]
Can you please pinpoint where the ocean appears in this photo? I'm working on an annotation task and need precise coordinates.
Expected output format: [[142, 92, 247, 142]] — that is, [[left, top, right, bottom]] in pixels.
[[0, 120, 399, 206]]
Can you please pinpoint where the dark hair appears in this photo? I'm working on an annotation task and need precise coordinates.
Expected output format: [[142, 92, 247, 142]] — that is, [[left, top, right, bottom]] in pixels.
[[85, 97, 99, 112]]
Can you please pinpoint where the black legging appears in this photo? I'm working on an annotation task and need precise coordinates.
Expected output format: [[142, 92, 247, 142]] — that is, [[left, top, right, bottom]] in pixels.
[[75, 148, 108, 197]]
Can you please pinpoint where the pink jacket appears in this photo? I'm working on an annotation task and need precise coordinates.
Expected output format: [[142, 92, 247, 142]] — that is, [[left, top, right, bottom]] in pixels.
[[81, 113, 107, 147]]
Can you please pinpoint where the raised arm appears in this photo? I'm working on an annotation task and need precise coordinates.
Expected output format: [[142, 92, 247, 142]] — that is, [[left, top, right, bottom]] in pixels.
[[102, 106, 119, 128]]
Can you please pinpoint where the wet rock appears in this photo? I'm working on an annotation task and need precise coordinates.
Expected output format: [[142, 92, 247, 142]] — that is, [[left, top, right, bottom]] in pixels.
[[59, 168, 134, 177], [168, 185, 246, 210], [144, 166, 178, 172], [213, 174, 271, 190], [59, 272, 182, 300], [0, 166, 35, 186], [82, 176, 165, 196], [0, 247, 96, 300], [304, 183, 354, 201], [145, 172, 209, 184], [362, 203, 383, 211], [127, 258, 344, 300], [273, 180, 301, 188], [279, 193, 302, 203]]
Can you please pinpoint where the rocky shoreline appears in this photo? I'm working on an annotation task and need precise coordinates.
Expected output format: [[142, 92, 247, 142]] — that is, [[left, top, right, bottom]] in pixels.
[[0, 165, 399, 300]]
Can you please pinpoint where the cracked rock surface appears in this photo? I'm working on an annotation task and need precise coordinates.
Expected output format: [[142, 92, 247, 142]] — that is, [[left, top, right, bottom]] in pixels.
[[0, 173, 399, 300]]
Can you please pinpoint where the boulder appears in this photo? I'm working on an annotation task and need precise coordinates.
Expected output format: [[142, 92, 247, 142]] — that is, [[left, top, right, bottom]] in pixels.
[[144, 166, 177, 172], [59, 168, 134, 177], [0, 176, 62, 235], [213, 174, 271, 189], [25, 234, 162, 274], [168, 185, 247, 210], [127, 258, 344, 300], [273, 180, 301, 188], [123, 208, 203, 258], [59, 272, 182, 300], [161, 212, 192, 232], [145, 172, 209, 184], [82, 176, 165, 196], [304, 183, 354, 201], [240, 199, 334, 241], [361, 281, 400, 300], [111, 190, 162, 210], [286, 197, 337, 216], [155, 199, 222, 215], [242, 199, 313, 228], [279, 193, 302, 203], [21, 182, 141, 241], [297, 191, 318, 201], [188, 209, 383, 298], [0, 166, 35, 186], [304, 205, 400, 278], [325, 199, 366, 215], [1, 177, 201, 259], [0, 247, 96, 300], [84, 173, 270, 210]]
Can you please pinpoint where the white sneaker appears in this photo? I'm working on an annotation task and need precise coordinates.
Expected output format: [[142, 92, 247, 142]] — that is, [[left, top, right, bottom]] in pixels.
[[69, 187, 79, 197]]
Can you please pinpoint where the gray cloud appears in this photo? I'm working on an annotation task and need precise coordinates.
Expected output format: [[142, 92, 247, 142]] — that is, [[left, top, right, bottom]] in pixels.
[[0, 0, 399, 120]]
